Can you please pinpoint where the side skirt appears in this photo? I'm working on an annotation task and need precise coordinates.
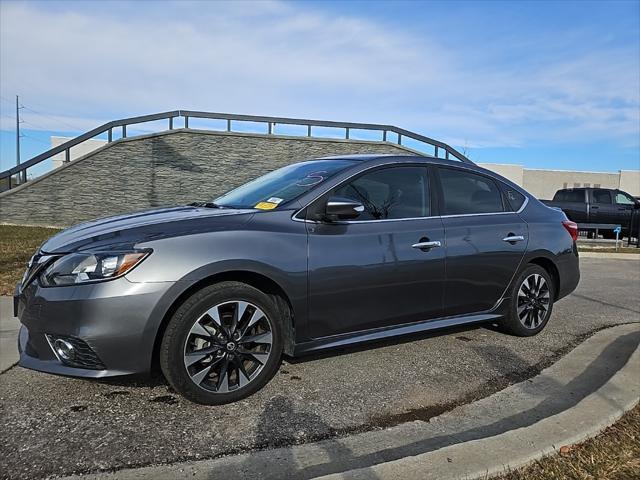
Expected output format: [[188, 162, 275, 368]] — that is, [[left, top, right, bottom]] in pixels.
[[292, 312, 503, 356]]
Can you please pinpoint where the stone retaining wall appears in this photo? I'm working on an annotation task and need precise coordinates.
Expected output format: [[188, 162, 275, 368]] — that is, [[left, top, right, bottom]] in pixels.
[[0, 129, 417, 227]]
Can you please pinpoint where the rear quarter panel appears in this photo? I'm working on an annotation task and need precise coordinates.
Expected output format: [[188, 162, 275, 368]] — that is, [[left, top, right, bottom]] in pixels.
[[521, 200, 580, 300]]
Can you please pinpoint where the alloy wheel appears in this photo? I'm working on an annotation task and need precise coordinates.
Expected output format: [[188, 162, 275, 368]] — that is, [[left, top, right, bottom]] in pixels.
[[516, 273, 550, 329], [183, 301, 273, 393]]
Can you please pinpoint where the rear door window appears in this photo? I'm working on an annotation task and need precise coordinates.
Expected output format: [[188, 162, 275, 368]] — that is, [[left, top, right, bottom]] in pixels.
[[592, 189, 612, 204], [502, 185, 526, 212], [438, 168, 504, 215], [555, 190, 584, 202]]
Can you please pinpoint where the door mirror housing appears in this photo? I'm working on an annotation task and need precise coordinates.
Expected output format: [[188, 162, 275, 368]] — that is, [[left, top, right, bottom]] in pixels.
[[325, 196, 364, 221]]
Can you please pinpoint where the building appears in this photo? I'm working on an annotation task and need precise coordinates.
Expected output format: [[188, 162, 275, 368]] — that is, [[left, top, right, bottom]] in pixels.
[[478, 164, 640, 199]]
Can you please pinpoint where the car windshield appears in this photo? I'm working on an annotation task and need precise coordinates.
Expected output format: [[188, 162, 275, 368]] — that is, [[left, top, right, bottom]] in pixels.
[[213, 159, 358, 210]]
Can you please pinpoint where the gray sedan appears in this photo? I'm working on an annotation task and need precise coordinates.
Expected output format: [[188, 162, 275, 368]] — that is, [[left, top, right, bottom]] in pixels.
[[14, 155, 580, 404]]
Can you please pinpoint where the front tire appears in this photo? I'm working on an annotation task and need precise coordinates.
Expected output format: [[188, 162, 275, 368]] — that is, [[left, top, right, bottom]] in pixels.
[[160, 281, 283, 405], [500, 264, 554, 337]]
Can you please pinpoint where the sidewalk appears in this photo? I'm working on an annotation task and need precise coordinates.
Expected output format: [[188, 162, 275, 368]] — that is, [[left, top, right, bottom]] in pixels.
[[0, 296, 20, 372], [61, 323, 640, 480]]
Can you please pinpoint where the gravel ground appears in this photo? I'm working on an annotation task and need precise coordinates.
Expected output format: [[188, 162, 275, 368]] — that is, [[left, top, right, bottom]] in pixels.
[[1, 258, 638, 479]]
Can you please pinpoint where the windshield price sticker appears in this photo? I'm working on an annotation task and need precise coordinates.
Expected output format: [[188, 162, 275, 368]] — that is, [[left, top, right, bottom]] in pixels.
[[254, 202, 278, 210], [267, 197, 284, 204]]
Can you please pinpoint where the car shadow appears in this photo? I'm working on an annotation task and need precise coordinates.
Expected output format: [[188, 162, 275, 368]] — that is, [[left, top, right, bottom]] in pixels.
[[204, 395, 381, 480]]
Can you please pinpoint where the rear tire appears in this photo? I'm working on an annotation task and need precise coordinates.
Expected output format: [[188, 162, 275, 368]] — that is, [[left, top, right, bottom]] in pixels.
[[500, 264, 554, 337], [160, 281, 283, 405]]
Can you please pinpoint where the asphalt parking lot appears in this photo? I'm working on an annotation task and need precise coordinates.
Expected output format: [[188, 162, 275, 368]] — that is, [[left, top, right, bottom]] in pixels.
[[1, 257, 639, 480]]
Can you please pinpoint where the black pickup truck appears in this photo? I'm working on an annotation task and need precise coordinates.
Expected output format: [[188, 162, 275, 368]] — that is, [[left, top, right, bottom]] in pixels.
[[542, 187, 639, 238]]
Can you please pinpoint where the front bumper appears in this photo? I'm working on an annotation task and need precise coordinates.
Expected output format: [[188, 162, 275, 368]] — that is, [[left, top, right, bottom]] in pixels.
[[15, 276, 174, 377]]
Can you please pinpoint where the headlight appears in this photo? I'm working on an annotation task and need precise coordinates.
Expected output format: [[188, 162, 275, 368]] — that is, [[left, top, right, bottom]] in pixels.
[[40, 251, 150, 286]]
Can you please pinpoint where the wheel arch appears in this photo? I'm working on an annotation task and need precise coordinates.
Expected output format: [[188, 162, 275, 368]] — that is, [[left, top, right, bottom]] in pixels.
[[150, 270, 296, 373], [527, 256, 561, 300]]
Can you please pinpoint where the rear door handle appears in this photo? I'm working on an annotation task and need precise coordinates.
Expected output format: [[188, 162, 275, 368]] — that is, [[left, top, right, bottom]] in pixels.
[[502, 235, 525, 243], [412, 240, 442, 250]]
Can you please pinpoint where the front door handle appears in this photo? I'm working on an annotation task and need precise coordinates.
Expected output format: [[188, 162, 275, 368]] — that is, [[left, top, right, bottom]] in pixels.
[[412, 240, 442, 250], [502, 235, 525, 243]]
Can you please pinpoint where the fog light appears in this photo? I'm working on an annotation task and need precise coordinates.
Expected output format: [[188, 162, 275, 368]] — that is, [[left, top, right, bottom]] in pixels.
[[45, 334, 106, 370], [53, 339, 75, 361]]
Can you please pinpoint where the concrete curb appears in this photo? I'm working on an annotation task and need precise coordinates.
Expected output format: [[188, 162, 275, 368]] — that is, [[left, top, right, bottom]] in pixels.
[[60, 323, 640, 480], [579, 251, 640, 259]]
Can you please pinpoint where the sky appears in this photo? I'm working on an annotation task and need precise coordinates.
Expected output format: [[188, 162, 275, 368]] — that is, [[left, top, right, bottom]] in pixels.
[[0, 0, 639, 175]]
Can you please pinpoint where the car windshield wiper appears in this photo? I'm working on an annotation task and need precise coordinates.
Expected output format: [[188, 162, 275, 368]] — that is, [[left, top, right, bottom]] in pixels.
[[187, 202, 228, 209]]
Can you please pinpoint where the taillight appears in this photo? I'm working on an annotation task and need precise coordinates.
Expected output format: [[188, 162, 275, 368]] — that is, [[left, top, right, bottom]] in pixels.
[[562, 220, 579, 242]]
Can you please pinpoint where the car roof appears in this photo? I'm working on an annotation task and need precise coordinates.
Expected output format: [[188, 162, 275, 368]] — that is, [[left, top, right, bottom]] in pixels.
[[313, 153, 480, 170]]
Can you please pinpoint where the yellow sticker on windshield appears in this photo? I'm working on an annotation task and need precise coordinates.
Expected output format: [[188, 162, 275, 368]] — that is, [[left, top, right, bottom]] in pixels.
[[254, 202, 278, 210]]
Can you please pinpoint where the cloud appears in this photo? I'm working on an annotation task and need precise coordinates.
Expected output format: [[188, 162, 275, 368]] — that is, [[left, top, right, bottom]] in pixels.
[[0, 0, 638, 156]]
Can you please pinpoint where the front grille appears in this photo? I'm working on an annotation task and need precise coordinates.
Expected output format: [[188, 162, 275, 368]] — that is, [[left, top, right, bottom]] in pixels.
[[46, 334, 106, 370]]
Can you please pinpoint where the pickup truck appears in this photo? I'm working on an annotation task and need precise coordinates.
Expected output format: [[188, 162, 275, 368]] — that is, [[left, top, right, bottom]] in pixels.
[[542, 187, 639, 238]]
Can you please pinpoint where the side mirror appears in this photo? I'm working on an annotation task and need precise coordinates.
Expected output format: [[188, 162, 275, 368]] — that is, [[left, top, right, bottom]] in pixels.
[[325, 196, 364, 221]]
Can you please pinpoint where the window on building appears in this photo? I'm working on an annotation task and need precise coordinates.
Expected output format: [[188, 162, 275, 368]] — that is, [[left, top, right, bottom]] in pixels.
[[562, 182, 568, 189], [573, 183, 581, 188], [594, 184, 601, 188], [584, 183, 591, 188]]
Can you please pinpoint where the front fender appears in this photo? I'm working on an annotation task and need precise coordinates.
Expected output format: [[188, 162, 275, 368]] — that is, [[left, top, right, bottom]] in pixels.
[[125, 211, 309, 367]]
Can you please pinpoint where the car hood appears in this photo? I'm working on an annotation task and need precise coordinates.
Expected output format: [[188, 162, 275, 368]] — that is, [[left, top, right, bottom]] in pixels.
[[40, 206, 256, 254]]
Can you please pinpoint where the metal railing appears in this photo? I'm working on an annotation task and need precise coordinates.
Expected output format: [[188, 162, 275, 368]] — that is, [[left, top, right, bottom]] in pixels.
[[0, 110, 472, 191]]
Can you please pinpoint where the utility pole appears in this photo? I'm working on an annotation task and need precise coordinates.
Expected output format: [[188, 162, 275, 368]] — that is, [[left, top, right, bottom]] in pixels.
[[15, 95, 22, 184]]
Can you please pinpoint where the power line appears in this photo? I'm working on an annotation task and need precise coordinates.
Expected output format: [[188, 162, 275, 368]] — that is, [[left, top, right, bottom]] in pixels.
[[21, 119, 46, 129], [21, 133, 52, 147], [1, 95, 85, 132], [20, 104, 84, 132], [21, 118, 57, 132]]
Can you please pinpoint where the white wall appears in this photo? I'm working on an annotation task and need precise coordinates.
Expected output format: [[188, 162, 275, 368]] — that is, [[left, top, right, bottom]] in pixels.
[[477, 163, 524, 186], [51, 136, 107, 169], [479, 163, 639, 199], [619, 170, 640, 197]]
